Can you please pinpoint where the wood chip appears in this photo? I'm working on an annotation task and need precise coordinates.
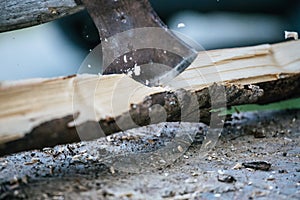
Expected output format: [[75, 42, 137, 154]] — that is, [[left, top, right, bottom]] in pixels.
[[177, 145, 184, 153], [110, 166, 115, 174], [242, 161, 271, 171], [232, 163, 243, 170], [285, 31, 298, 40], [24, 158, 40, 165]]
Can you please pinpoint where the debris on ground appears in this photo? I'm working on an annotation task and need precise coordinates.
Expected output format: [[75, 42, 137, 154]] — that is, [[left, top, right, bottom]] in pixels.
[[0, 109, 299, 199], [242, 161, 272, 171]]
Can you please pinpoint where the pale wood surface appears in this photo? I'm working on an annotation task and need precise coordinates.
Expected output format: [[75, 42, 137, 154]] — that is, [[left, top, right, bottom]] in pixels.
[[0, 40, 299, 155], [0, 0, 84, 32], [171, 41, 300, 89]]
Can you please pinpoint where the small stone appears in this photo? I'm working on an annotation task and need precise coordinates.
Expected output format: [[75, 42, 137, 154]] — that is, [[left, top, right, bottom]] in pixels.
[[124, 193, 133, 198], [278, 169, 288, 173], [191, 172, 199, 176], [242, 161, 271, 171], [217, 174, 236, 183], [266, 175, 275, 181], [161, 190, 175, 198], [252, 128, 266, 138], [282, 152, 287, 157]]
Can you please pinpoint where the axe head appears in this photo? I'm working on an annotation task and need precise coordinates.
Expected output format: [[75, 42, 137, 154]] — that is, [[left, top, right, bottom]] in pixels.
[[81, 0, 198, 86]]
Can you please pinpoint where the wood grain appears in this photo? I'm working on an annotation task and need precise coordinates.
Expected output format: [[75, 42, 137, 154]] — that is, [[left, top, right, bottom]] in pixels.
[[0, 40, 299, 155], [0, 0, 84, 32]]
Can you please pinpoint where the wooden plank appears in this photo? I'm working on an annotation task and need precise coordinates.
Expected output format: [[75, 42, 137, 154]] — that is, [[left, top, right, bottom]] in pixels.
[[0, 0, 84, 33], [0, 40, 299, 155]]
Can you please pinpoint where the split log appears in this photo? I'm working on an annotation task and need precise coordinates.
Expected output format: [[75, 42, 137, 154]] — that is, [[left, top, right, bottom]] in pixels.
[[0, 40, 300, 155], [0, 0, 84, 33]]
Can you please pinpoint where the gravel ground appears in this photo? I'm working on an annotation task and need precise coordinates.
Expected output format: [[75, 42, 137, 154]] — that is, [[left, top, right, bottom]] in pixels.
[[0, 109, 299, 200]]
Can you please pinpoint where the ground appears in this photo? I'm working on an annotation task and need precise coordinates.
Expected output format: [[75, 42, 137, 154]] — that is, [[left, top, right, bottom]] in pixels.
[[0, 109, 299, 200]]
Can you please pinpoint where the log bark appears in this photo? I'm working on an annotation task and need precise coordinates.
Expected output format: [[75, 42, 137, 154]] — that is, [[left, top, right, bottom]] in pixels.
[[0, 40, 300, 156], [0, 0, 84, 33]]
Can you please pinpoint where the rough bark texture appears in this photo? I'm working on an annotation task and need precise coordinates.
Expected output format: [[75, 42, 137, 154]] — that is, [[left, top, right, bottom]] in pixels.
[[0, 40, 299, 155], [1, 73, 299, 156], [0, 0, 84, 32]]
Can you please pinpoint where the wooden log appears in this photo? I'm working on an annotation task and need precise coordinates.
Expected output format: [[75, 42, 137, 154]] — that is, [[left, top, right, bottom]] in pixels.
[[0, 40, 300, 155], [0, 0, 84, 33]]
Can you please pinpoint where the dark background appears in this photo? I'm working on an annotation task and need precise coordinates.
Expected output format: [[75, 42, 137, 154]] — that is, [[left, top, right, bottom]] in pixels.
[[57, 0, 300, 50], [0, 0, 299, 80]]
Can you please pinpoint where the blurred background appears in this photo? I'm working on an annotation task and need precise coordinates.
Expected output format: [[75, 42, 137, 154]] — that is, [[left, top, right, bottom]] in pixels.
[[0, 0, 299, 80]]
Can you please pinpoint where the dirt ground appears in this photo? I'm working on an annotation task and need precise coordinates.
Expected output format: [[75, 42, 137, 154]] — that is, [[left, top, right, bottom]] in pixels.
[[0, 109, 299, 200]]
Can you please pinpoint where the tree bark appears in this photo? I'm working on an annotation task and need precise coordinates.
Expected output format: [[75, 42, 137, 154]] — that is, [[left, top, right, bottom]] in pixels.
[[0, 0, 84, 33], [0, 40, 299, 156]]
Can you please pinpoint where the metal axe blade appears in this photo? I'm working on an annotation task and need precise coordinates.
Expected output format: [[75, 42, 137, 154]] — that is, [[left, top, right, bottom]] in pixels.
[[81, 0, 198, 86]]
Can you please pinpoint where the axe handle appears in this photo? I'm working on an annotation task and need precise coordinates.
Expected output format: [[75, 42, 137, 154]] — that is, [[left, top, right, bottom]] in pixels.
[[81, 0, 166, 40], [80, 0, 196, 86]]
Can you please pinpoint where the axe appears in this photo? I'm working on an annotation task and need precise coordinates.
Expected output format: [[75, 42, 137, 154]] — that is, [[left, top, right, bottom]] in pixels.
[[0, 0, 198, 155], [80, 0, 197, 86], [1, 0, 197, 86]]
